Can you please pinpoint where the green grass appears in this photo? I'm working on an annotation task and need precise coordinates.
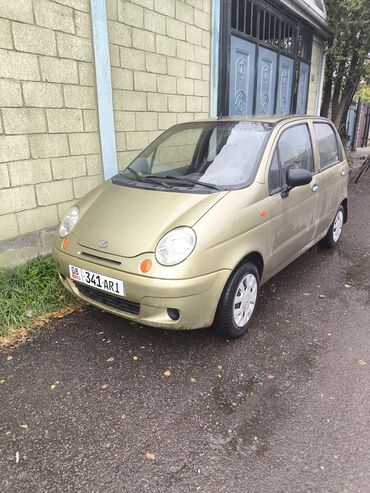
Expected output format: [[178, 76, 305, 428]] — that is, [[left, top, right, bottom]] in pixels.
[[0, 255, 79, 339]]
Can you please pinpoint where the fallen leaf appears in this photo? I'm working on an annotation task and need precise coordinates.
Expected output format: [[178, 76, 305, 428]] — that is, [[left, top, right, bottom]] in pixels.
[[217, 365, 223, 370], [20, 424, 28, 430], [266, 374, 274, 380], [0, 379, 5, 384], [132, 356, 139, 361], [6, 356, 12, 361], [358, 360, 366, 366], [5, 431, 11, 436], [107, 357, 114, 362], [146, 451, 155, 461], [101, 384, 109, 389], [163, 370, 171, 377], [190, 377, 196, 383], [344, 284, 351, 288], [50, 384, 56, 390]]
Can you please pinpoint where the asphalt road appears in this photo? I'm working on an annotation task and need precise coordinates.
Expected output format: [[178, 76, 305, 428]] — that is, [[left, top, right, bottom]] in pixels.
[[1, 170, 370, 493]]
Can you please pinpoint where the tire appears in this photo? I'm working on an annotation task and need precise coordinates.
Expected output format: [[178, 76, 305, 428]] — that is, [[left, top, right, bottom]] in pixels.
[[213, 262, 260, 339], [320, 206, 345, 249]]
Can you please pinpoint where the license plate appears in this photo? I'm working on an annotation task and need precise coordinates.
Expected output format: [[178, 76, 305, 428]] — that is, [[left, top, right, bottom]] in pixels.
[[69, 265, 125, 297]]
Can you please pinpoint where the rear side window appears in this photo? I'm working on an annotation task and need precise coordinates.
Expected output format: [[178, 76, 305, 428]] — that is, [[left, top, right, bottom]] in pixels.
[[314, 123, 340, 169], [277, 124, 314, 186]]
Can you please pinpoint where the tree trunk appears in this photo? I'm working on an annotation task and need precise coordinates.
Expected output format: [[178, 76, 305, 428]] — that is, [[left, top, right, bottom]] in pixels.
[[320, 76, 332, 117], [335, 81, 359, 140], [332, 60, 346, 120]]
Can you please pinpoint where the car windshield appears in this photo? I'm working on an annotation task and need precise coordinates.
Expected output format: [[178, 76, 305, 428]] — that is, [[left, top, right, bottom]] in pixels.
[[116, 121, 273, 192]]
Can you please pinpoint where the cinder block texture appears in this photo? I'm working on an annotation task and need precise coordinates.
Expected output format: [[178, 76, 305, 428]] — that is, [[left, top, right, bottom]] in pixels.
[[109, 0, 211, 180], [0, 0, 103, 258], [0, 0, 211, 264]]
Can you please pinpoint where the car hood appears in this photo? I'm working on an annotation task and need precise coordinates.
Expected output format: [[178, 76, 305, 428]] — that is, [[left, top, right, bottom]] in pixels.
[[74, 181, 227, 257]]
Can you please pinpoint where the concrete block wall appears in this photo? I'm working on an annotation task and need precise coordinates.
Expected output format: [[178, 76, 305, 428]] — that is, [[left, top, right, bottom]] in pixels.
[[106, 0, 211, 170], [0, 0, 212, 266], [0, 0, 103, 266]]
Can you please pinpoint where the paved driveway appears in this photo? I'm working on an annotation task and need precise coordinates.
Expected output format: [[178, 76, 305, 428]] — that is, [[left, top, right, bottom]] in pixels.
[[1, 170, 370, 493]]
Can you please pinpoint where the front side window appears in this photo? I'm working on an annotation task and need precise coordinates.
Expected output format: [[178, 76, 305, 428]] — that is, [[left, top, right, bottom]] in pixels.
[[314, 123, 339, 169], [277, 123, 313, 186], [117, 121, 273, 192], [268, 150, 281, 194]]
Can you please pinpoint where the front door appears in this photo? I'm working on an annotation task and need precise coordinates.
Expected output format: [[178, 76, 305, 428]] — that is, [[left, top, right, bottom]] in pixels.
[[266, 123, 317, 272], [228, 36, 256, 116]]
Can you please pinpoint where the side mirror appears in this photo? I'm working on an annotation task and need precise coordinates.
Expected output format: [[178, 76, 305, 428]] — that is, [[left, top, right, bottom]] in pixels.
[[281, 168, 313, 198], [286, 168, 313, 187]]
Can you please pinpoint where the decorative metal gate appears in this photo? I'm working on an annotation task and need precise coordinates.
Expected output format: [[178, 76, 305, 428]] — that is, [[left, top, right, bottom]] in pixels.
[[219, 0, 313, 117], [276, 55, 294, 115], [228, 37, 255, 115], [256, 47, 277, 115]]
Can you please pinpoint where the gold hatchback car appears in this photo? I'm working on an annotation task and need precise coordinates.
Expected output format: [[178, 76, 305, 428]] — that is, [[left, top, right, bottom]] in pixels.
[[53, 115, 348, 338]]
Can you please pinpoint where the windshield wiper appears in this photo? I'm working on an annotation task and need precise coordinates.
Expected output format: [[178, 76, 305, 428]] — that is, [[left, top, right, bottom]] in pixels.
[[151, 175, 222, 191], [123, 167, 171, 188]]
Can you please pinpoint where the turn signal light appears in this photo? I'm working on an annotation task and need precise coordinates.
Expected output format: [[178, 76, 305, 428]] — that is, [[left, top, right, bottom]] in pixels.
[[140, 259, 152, 273], [62, 238, 70, 250]]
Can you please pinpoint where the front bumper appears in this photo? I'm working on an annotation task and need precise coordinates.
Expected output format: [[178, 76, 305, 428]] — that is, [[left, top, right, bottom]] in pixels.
[[52, 245, 230, 330]]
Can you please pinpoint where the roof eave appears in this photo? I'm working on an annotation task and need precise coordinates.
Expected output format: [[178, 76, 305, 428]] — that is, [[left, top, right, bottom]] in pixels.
[[278, 0, 334, 40]]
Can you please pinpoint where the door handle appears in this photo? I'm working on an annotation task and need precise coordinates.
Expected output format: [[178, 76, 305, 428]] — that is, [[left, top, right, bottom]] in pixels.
[[311, 183, 319, 192]]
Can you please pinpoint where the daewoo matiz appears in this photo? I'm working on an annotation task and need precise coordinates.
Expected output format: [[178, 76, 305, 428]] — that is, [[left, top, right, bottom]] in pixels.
[[53, 116, 348, 338]]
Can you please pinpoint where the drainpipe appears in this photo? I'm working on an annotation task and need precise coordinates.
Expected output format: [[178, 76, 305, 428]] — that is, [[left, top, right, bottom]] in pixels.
[[91, 0, 118, 179], [210, 0, 221, 118]]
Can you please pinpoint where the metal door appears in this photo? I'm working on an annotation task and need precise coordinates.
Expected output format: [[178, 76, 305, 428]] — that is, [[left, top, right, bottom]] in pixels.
[[255, 47, 277, 115], [228, 36, 256, 116], [346, 102, 357, 149], [296, 62, 309, 114], [276, 55, 294, 115]]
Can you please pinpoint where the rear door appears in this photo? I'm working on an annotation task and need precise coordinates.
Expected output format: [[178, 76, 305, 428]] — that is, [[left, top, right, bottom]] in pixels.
[[311, 121, 346, 237]]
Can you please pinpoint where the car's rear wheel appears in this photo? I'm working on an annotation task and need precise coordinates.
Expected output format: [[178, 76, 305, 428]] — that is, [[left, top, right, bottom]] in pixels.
[[320, 206, 345, 248], [213, 262, 260, 339]]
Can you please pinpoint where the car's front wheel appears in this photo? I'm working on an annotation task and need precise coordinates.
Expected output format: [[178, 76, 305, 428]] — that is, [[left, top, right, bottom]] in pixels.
[[320, 206, 345, 248], [213, 262, 260, 339]]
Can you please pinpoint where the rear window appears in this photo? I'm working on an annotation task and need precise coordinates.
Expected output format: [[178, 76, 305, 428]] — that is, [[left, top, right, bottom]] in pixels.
[[314, 123, 340, 169]]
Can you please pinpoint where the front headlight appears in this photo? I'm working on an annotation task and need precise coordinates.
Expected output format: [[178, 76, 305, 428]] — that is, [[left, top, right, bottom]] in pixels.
[[155, 227, 196, 266], [58, 206, 79, 238]]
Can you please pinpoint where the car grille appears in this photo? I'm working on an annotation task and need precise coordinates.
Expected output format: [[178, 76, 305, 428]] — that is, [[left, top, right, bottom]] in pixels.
[[75, 282, 140, 315]]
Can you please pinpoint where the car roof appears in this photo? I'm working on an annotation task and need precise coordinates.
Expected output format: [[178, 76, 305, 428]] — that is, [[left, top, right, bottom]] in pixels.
[[191, 115, 332, 125]]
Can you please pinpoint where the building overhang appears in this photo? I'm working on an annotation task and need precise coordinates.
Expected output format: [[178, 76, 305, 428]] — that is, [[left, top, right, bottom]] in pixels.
[[278, 0, 334, 40]]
